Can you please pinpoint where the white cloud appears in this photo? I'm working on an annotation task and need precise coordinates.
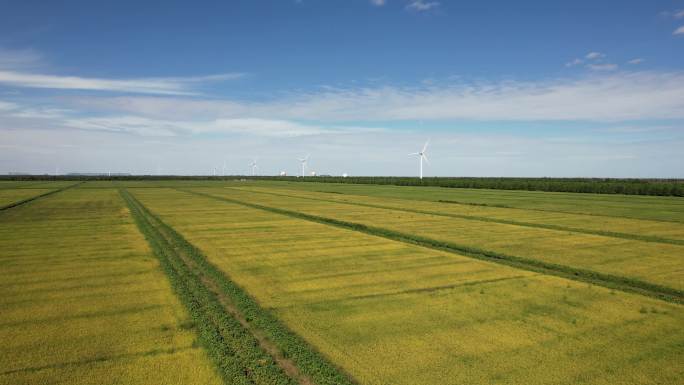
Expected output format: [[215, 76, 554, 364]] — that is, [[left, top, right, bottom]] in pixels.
[[0, 48, 43, 70], [406, 1, 439, 11], [60, 116, 375, 137], [628, 58, 644, 65], [663, 9, 684, 19], [63, 71, 684, 123], [0, 70, 244, 95], [565, 58, 583, 67], [0, 101, 19, 111], [586, 63, 618, 71], [370, 0, 386, 6], [674, 25, 684, 35], [585, 52, 605, 60]]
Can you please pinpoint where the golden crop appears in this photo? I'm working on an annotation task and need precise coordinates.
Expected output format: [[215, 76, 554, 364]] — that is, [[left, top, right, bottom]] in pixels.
[[130, 186, 684, 385]]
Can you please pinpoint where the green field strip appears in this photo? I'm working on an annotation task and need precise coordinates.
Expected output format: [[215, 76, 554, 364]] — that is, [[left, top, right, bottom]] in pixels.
[[0, 188, 222, 385], [0, 347, 194, 376], [122, 189, 356, 385], [195, 186, 684, 293], [182, 188, 683, 304], [260, 185, 684, 238], [252, 181, 684, 223], [230, 187, 684, 246], [130, 187, 684, 385], [437, 198, 684, 225], [0, 182, 83, 211]]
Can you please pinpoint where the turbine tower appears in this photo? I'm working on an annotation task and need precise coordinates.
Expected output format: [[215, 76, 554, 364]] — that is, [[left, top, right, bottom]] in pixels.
[[298, 154, 309, 177], [249, 159, 258, 176], [409, 139, 430, 179]]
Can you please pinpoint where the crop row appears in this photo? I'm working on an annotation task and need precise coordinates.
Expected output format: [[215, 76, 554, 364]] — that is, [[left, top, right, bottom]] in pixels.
[[121, 189, 295, 385], [181, 188, 683, 305], [230, 187, 684, 246], [0, 182, 83, 211], [121, 189, 357, 385]]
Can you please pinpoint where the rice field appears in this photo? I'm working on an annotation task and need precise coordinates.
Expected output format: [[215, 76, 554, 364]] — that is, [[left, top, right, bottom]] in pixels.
[[1, 180, 682, 385], [189, 186, 684, 293], [130, 186, 683, 385], [0, 187, 221, 385]]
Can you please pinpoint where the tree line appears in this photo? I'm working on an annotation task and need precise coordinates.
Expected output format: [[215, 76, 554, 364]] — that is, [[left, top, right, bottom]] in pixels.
[[3, 175, 683, 196]]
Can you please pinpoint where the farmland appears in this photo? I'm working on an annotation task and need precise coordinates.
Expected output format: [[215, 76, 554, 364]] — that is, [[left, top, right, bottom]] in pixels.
[[1, 180, 683, 384], [0, 187, 221, 385]]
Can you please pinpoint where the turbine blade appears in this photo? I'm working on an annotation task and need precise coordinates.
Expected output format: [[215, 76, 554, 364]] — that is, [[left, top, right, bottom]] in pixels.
[[422, 138, 430, 153], [422, 153, 430, 165], [408, 152, 420, 156]]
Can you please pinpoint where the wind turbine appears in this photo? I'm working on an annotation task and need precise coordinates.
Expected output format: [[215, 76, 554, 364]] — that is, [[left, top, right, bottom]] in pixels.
[[409, 139, 430, 179], [298, 154, 309, 177], [249, 159, 258, 176]]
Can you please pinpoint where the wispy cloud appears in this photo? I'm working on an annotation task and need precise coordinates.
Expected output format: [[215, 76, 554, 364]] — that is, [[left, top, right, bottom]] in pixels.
[[370, 0, 386, 6], [585, 52, 605, 60], [64, 71, 684, 123], [628, 58, 644, 65], [586, 63, 618, 71], [61, 116, 378, 137], [661, 9, 684, 19], [565, 58, 583, 67], [674, 25, 684, 35], [406, 1, 440, 12], [0, 70, 244, 95], [0, 47, 44, 70]]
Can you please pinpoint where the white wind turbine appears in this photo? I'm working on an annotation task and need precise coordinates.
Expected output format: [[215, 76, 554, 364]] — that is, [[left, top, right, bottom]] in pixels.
[[249, 159, 258, 176], [298, 154, 309, 177], [409, 139, 430, 179]]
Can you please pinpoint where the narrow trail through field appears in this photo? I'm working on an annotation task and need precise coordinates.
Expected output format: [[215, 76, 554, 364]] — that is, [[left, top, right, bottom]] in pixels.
[[179, 188, 683, 305], [0, 181, 83, 212], [121, 189, 357, 385], [227, 187, 684, 246]]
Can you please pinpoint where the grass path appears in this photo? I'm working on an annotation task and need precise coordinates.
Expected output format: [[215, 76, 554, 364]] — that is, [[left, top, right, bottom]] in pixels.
[[122, 189, 357, 385]]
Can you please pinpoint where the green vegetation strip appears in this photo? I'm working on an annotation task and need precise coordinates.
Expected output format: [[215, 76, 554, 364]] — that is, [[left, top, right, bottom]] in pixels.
[[0, 182, 83, 211], [232, 187, 684, 246], [243, 176, 684, 196], [437, 199, 684, 225], [121, 189, 357, 385], [183, 189, 684, 305]]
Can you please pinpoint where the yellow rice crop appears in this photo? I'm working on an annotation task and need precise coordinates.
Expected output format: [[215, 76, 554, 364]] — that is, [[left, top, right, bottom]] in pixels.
[[131, 187, 684, 385], [196, 186, 684, 292], [0, 187, 221, 385]]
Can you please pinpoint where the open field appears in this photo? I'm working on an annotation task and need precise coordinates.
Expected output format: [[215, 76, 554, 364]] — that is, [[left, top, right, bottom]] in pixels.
[[0, 187, 221, 385], [239, 180, 684, 222], [1, 180, 682, 385], [0, 188, 54, 209], [129, 186, 683, 385], [186, 186, 684, 295]]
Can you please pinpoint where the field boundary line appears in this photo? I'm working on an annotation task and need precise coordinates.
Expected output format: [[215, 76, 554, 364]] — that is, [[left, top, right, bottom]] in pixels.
[[262, 183, 684, 224], [0, 182, 84, 212], [228, 187, 684, 246], [121, 189, 359, 385], [181, 188, 683, 305]]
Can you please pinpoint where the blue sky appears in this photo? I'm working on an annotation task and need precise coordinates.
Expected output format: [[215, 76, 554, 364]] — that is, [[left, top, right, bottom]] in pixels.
[[1, 0, 683, 177]]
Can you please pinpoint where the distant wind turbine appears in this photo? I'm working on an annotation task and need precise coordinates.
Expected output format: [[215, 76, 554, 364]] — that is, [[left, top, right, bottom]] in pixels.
[[409, 139, 430, 179], [298, 154, 309, 177], [249, 159, 258, 176]]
